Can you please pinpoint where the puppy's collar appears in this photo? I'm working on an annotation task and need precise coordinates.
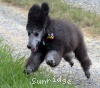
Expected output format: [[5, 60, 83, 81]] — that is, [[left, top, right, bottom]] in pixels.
[[42, 33, 54, 45]]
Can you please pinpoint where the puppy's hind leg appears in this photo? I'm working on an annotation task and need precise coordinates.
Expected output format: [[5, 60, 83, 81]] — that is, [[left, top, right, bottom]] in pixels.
[[64, 52, 74, 67], [74, 43, 92, 79], [45, 50, 61, 67]]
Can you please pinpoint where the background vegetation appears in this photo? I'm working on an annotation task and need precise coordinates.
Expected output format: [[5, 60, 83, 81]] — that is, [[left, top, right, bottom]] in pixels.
[[0, 38, 74, 88]]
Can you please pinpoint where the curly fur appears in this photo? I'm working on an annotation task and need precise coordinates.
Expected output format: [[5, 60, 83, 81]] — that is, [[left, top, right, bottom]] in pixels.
[[24, 2, 92, 79]]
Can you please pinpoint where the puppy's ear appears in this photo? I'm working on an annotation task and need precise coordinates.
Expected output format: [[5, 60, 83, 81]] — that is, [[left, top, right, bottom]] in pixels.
[[28, 4, 41, 20], [41, 2, 49, 16]]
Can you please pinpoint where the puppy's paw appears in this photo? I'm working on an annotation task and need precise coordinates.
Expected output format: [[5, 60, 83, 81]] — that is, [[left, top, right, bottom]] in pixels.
[[23, 66, 33, 74], [46, 59, 56, 67], [45, 51, 60, 67], [70, 61, 74, 67], [85, 71, 90, 79], [46, 56, 56, 67]]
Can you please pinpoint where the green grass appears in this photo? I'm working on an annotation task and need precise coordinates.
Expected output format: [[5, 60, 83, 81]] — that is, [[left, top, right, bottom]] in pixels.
[[0, 38, 75, 88], [1, 0, 100, 36]]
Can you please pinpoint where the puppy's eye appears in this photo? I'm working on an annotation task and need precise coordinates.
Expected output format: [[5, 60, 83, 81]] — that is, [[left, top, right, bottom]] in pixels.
[[28, 33, 30, 36], [34, 32, 39, 36]]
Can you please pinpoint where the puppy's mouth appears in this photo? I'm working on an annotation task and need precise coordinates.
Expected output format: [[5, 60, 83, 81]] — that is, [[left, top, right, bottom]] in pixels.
[[31, 48, 36, 52], [31, 42, 40, 53]]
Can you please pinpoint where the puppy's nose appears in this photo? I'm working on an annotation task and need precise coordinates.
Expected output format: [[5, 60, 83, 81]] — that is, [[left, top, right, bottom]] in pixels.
[[27, 45, 31, 49]]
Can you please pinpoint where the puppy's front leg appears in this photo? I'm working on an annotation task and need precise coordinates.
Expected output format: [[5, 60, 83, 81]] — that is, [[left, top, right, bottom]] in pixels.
[[45, 50, 61, 67], [24, 52, 44, 74]]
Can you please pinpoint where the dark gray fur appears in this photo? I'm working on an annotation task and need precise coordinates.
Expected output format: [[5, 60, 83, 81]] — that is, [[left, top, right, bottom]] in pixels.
[[24, 2, 92, 79]]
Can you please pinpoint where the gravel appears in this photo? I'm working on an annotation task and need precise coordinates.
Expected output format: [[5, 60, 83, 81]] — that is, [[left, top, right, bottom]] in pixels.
[[0, 3, 29, 58], [65, 0, 100, 14], [0, 3, 100, 88]]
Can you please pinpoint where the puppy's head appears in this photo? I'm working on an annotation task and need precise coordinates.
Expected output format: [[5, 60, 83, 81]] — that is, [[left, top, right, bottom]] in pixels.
[[26, 2, 49, 52]]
